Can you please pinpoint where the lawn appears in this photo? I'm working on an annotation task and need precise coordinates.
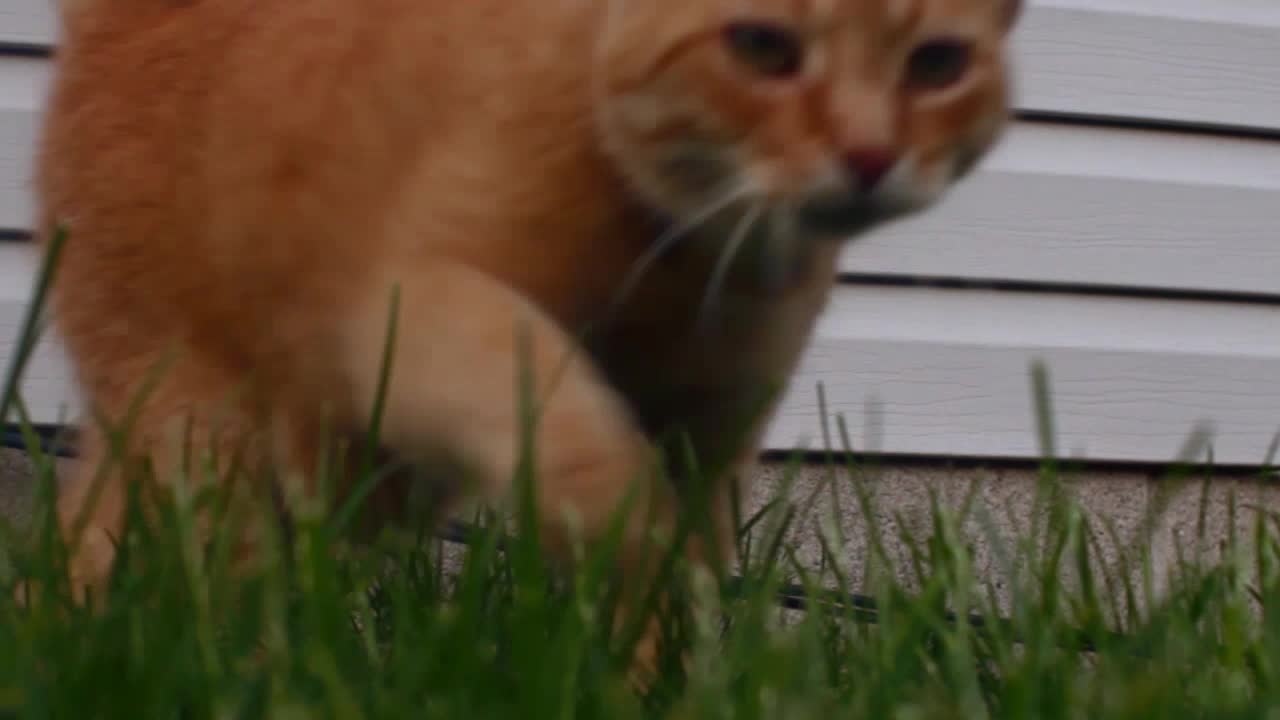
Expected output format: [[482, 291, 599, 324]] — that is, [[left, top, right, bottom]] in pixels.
[[2, 233, 1280, 718], [0, 431, 1278, 719]]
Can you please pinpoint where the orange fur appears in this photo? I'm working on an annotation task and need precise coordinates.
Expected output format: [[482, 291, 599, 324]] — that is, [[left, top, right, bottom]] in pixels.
[[33, 0, 1021, 673]]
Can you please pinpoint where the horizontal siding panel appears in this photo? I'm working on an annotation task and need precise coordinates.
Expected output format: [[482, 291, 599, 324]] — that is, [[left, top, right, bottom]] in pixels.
[[4, 0, 1278, 130], [766, 285, 1280, 466], [0, 108, 37, 230], [0, 56, 48, 230], [1017, 0, 1280, 131], [0, 243, 40, 298], [769, 338, 1280, 467], [0, 245, 77, 426], [0, 56, 48, 108], [0, 0, 56, 47], [0, 308, 77, 426], [841, 122, 1280, 296]]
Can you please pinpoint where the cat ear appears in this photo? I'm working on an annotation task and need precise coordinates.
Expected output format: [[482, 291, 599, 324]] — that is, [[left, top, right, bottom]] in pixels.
[[999, 0, 1024, 31]]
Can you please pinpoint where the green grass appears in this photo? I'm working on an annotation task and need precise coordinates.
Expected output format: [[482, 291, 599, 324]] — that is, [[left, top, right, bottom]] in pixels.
[[3, 432, 1280, 720], [4, 232, 1280, 718]]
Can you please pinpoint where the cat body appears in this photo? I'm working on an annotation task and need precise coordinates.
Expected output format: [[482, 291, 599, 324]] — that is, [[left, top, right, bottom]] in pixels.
[[33, 0, 1021, 669]]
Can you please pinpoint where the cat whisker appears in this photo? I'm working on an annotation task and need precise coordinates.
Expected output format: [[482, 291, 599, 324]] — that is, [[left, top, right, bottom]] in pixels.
[[695, 201, 765, 334], [606, 183, 752, 316]]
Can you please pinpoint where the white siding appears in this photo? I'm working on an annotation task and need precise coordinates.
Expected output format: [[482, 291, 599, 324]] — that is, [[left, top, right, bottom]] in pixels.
[[0, 108, 36, 230], [0, 243, 76, 426], [0, 55, 48, 106], [1016, 0, 1280, 131], [768, 286, 1280, 466], [843, 122, 1280, 295], [0, 0, 56, 47], [0, 57, 46, 230], [1, 2, 1279, 467]]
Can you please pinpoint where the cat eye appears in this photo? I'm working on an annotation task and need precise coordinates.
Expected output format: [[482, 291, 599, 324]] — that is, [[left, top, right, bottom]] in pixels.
[[904, 39, 974, 90], [722, 22, 805, 79]]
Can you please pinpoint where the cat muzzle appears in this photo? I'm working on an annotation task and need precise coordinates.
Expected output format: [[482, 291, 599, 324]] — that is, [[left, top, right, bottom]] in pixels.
[[792, 190, 899, 238]]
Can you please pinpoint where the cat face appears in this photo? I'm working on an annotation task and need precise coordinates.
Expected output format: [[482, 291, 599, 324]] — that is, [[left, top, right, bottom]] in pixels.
[[595, 0, 1022, 240]]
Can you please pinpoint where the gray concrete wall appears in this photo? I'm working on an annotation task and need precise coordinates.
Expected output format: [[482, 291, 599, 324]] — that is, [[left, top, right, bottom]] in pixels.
[[0, 448, 47, 533], [3, 448, 1274, 609], [748, 461, 1278, 613]]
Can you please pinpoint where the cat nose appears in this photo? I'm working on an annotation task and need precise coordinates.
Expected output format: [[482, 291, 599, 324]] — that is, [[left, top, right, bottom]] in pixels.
[[843, 148, 897, 193]]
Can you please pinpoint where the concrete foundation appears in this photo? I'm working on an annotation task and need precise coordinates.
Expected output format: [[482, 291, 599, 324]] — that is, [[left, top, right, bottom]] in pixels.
[[3, 448, 1276, 610]]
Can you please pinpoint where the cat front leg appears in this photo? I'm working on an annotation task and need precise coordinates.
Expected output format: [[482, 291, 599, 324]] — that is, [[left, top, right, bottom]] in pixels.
[[340, 258, 707, 680]]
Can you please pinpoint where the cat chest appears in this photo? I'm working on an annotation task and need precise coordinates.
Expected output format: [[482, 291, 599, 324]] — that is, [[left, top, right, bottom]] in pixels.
[[585, 283, 828, 454]]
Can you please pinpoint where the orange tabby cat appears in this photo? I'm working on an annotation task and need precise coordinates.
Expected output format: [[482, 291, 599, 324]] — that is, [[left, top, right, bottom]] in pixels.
[[32, 0, 1021, 670]]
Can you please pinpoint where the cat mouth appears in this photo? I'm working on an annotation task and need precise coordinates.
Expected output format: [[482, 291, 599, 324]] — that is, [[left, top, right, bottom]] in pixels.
[[792, 193, 900, 238]]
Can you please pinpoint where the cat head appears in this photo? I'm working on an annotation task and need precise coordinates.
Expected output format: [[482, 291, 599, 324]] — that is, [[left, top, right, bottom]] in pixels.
[[593, 0, 1022, 241]]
